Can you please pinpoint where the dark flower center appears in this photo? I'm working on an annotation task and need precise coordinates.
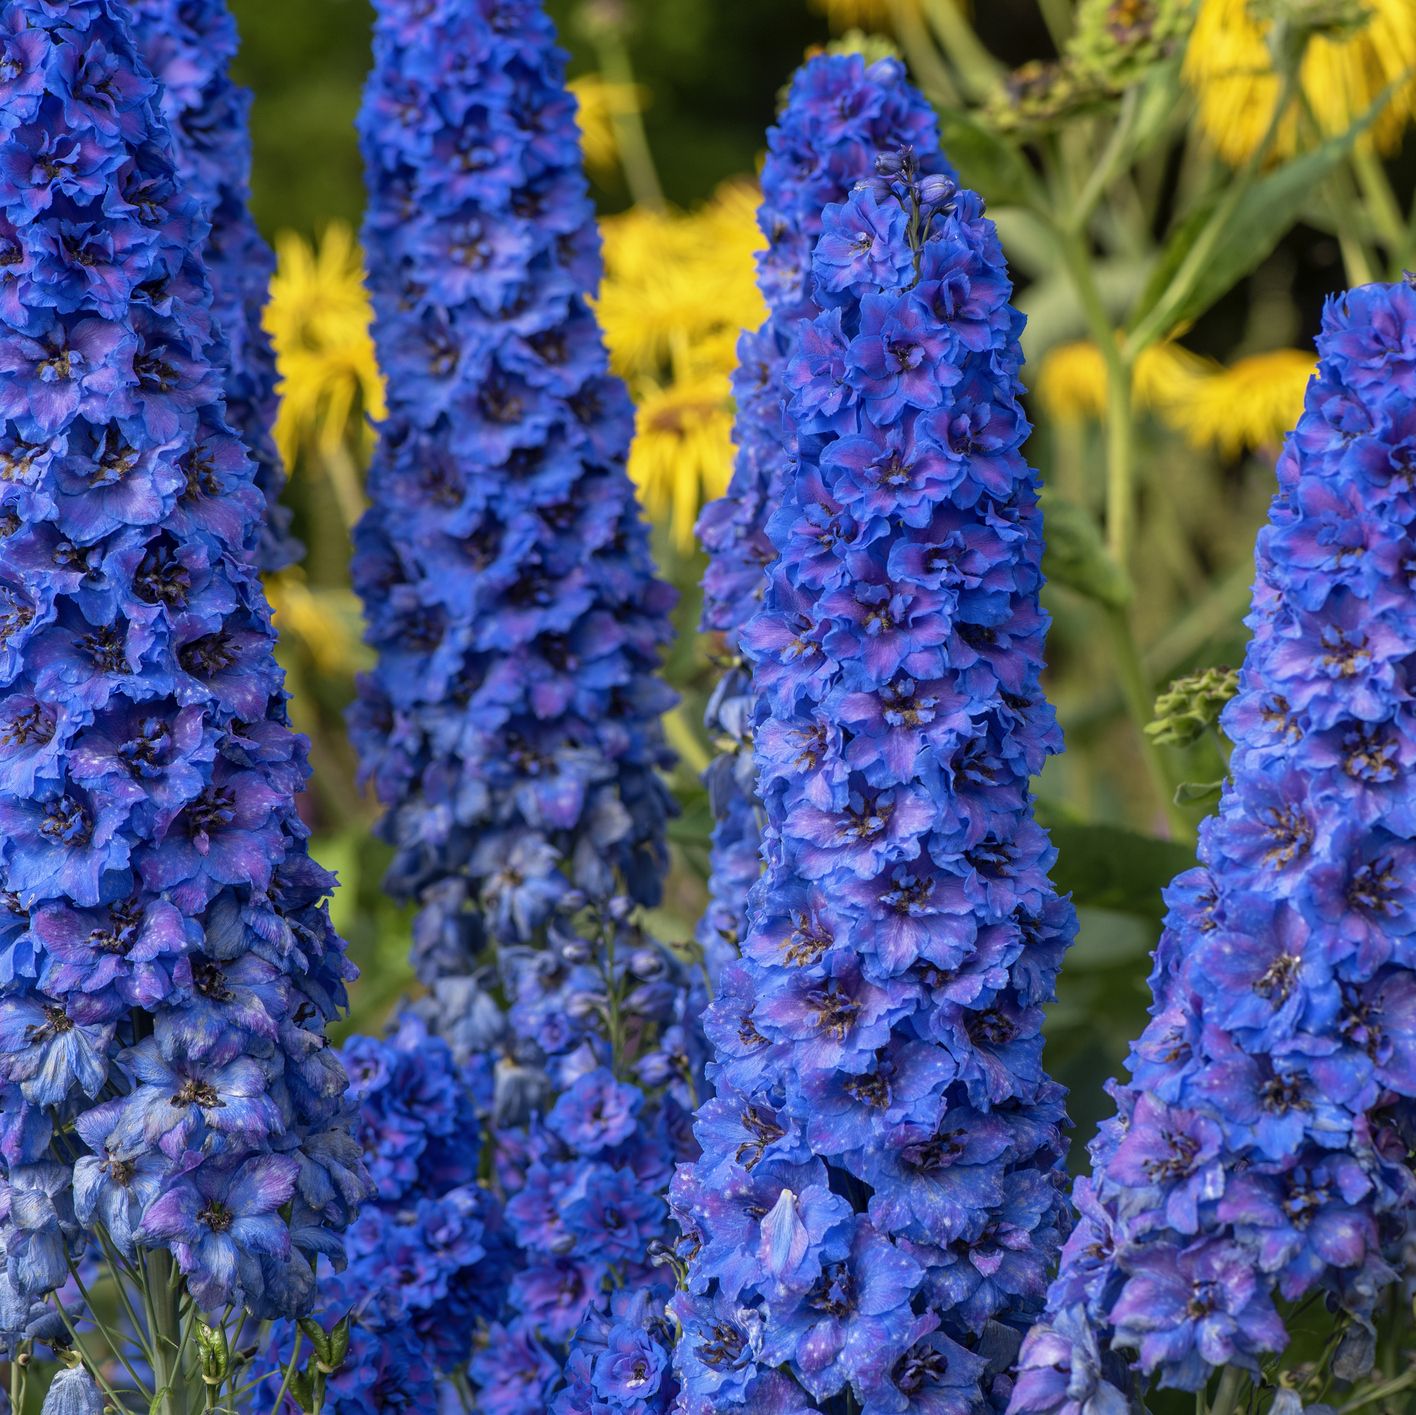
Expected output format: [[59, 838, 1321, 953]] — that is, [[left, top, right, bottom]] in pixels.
[[198, 1200, 234, 1234]]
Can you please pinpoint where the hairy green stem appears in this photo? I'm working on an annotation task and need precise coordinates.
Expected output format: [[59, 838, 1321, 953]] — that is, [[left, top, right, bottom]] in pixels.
[[146, 1249, 190, 1415]]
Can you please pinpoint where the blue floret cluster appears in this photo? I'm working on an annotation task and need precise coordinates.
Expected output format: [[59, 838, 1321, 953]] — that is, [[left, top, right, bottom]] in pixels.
[[350, 2, 698, 1410], [270, 1015, 508, 1415], [0, 0, 366, 1324], [672, 153, 1077, 1414], [695, 54, 944, 980], [128, 0, 292, 572], [1011, 280, 1416, 1410], [349, 0, 678, 1029]]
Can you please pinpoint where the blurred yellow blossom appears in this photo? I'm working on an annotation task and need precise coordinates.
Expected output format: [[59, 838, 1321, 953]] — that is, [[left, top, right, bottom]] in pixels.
[[1036, 338, 1313, 455], [264, 223, 386, 472], [1035, 340, 1209, 421], [598, 181, 766, 545], [570, 74, 648, 177], [1184, 0, 1416, 163], [628, 373, 738, 549], [266, 569, 370, 675], [1161, 348, 1316, 456]]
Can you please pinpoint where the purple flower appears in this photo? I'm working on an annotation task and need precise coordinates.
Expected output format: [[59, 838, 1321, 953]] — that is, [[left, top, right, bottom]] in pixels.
[[1011, 282, 1416, 1409], [0, 0, 366, 1339], [695, 56, 946, 985], [676, 157, 1074, 1410]]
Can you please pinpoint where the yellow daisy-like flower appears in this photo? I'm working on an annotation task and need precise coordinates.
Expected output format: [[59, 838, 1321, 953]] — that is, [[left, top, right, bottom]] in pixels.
[[598, 183, 767, 545], [266, 570, 369, 675], [1034, 340, 1209, 420], [1162, 348, 1316, 456], [569, 74, 648, 178], [264, 223, 386, 470], [1184, 0, 1416, 163], [628, 372, 737, 550]]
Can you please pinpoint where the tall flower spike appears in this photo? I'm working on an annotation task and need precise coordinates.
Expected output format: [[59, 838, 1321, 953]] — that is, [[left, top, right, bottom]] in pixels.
[[128, 0, 295, 571], [695, 53, 944, 980], [349, 0, 677, 1056], [0, 0, 364, 1338], [1011, 280, 1416, 1411], [352, 3, 694, 1410], [672, 151, 1077, 1413]]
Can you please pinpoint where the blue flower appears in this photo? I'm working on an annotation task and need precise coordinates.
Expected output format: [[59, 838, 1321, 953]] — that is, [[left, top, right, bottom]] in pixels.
[[352, 4, 695, 1409], [128, 0, 293, 569], [1010, 281, 1416, 1407], [695, 54, 947, 982], [0, 0, 366, 1326], [675, 153, 1075, 1411]]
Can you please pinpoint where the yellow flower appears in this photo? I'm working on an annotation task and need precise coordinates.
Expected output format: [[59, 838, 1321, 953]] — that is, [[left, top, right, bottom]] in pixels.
[[569, 74, 648, 177], [264, 223, 386, 470], [1034, 339, 1209, 420], [1184, 0, 1416, 163], [1161, 348, 1315, 455], [598, 183, 766, 545], [628, 373, 737, 550], [810, 0, 922, 29], [266, 569, 369, 675]]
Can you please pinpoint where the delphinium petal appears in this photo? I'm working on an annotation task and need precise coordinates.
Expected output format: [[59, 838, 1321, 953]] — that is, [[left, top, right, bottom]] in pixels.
[[1010, 280, 1416, 1409], [263, 1014, 509, 1414], [351, 2, 695, 1410], [673, 151, 1077, 1413], [695, 53, 946, 980], [0, 0, 366, 1341], [128, 0, 294, 571]]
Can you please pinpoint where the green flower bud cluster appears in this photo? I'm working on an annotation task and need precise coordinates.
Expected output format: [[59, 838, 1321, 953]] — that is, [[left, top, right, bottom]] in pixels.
[[1146, 665, 1241, 747]]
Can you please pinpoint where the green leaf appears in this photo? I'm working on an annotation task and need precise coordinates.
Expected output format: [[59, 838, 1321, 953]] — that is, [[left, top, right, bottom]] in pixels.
[[1174, 779, 1224, 806], [1041, 498, 1132, 608], [1043, 818, 1196, 922], [934, 106, 1040, 211], [1130, 80, 1396, 341]]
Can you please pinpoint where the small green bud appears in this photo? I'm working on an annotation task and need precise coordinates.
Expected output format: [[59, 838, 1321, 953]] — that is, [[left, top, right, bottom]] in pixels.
[[823, 29, 903, 64], [196, 1322, 230, 1385], [1069, 0, 1195, 91], [985, 59, 1105, 136], [296, 1317, 334, 1368], [289, 1369, 316, 1413], [1146, 666, 1240, 747]]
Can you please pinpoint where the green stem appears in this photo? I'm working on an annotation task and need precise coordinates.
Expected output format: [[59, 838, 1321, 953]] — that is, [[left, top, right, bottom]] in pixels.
[[67, 1258, 154, 1398], [49, 1302, 137, 1415], [1125, 72, 1299, 357], [1204, 1368, 1246, 1415], [1069, 92, 1140, 234], [1339, 1368, 1416, 1413], [146, 1249, 189, 1415], [919, 0, 1001, 98], [591, 28, 664, 212], [1351, 146, 1409, 272], [1107, 607, 1191, 839], [888, 0, 960, 106], [266, 1332, 303, 1415], [1034, 0, 1073, 47]]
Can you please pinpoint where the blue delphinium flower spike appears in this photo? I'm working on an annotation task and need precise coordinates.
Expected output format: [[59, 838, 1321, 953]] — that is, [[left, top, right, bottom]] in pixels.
[[349, 0, 677, 1054], [695, 54, 946, 981], [352, 2, 695, 1410], [1010, 280, 1416, 1410], [0, 0, 366, 1322], [128, 0, 295, 571], [672, 150, 1077, 1413]]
